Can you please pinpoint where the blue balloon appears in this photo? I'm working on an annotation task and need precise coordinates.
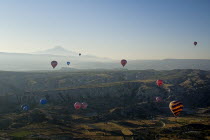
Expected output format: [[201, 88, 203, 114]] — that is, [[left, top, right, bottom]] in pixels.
[[40, 99, 47, 105], [21, 104, 26, 109], [67, 61, 70, 65], [22, 105, 29, 111]]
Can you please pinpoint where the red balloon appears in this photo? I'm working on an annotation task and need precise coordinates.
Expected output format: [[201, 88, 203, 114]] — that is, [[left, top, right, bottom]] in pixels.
[[74, 102, 81, 110], [156, 97, 162, 102], [81, 102, 88, 109], [194, 41, 197, 46], [121, 59, 127, 67], [51, 61, 58, 69], [156, 80, 163, 87]]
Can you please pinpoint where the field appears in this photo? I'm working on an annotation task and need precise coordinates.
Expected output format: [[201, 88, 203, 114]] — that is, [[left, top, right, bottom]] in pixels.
[[0, 107, 210, 139]]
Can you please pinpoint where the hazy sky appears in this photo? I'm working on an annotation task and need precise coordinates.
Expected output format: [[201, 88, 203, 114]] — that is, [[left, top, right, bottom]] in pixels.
[[0, 0, 209, 60]]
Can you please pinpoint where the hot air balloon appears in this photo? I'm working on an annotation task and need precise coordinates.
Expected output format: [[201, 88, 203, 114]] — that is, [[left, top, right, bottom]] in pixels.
[[21, 104, 26, 109], [156, 97, 162, 102], [156, 80, 163, 87], [67, 61, 70, 66], [169, 101, 184, 117], [40, 99, 47, 105], [74, 102, 81, 110], [51, 61, 58, 69], [194, 41, 197, 46], [79, 53, 81, 56], [81, 102, 88, 109], [121, 59, 127, 67], [22, 105, 30, 111]]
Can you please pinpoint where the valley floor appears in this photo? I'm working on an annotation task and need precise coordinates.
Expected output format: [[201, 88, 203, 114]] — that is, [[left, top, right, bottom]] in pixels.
[[0, 107, 210, 140], [0, 69, 209, 139]]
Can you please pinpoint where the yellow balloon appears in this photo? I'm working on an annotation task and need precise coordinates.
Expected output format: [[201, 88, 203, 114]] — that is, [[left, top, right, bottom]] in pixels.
[[169, 101, 184, 117]]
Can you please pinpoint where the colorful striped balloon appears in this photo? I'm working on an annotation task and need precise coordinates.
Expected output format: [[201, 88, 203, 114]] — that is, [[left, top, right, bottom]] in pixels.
[[169, 101, 184, 117]]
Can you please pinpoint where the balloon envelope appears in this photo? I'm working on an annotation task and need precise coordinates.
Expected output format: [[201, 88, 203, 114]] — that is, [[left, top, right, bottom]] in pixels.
[[51, 61, 58, 68], [81, 102, 88, 109], [21, 104, 26, 109], [74, 102, 81, 109], [169, 101, 184, 117], [156, 80, 163, 87], [40, 99, 47, 105], [121, 59, 127, 67], [79, 53, 81, 56], [22, 105, 29, 111], [156, 97, 162, 102], [194, 41, 197, 46], [67, 62, 70, 65]]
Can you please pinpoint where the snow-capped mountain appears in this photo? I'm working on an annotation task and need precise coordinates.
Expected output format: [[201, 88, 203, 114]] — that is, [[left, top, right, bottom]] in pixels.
[[33, 46, 78, 56]]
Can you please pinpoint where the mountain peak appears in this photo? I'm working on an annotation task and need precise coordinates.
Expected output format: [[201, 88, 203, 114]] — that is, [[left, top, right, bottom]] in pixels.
[[34, 46, 77, 56], [51, 46, 66, 51]]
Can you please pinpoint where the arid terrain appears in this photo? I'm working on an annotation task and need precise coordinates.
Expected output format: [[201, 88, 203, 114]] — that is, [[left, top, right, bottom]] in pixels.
[[0, 69, 209, 139]]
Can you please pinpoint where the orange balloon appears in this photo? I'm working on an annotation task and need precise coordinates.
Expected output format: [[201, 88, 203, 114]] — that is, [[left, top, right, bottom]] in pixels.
[[169, 101, 184, 117]]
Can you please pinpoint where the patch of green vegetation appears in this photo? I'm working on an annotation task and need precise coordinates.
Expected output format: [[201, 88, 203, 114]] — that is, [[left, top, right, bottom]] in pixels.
[[10, 130, 31, 138], [176, 118, 189, 125], [38, 79, 154, 92]]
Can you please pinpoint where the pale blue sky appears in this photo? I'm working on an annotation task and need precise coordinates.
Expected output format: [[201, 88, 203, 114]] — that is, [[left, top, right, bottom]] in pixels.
[[0, 0, 209, 60]]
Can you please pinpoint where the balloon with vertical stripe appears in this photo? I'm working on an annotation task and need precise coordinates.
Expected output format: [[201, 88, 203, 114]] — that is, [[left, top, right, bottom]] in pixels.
[[169, 101, 184, 117]]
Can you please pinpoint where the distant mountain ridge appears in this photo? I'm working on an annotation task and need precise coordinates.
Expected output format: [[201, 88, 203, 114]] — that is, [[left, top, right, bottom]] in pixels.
[[0, 47, 210, 71], [33, 46, 78, 56], [32, 46, 113, 61]]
